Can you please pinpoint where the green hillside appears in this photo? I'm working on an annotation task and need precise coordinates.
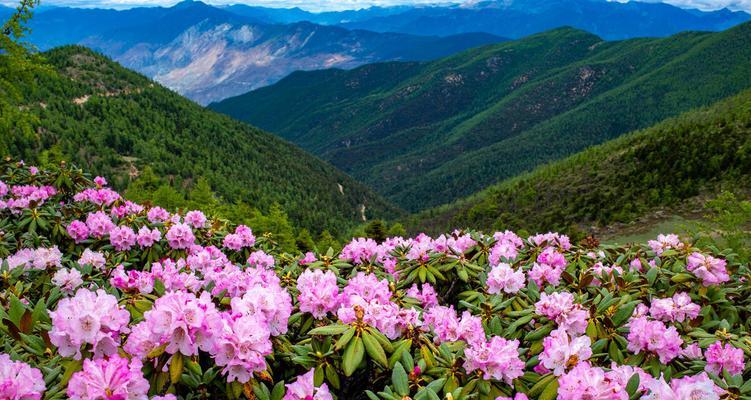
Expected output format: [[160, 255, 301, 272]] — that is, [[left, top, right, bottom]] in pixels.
[[2, 46, 401, 235], [212, 23, 751, 211], [413, 88, 751, 235]]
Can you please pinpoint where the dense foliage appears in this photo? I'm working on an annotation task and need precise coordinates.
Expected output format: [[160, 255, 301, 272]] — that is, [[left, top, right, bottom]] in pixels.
[[1, 160, 750, 400], [212, 23, 751, 211], [1, 45, 401, 236], [415, 88, 751, 238]]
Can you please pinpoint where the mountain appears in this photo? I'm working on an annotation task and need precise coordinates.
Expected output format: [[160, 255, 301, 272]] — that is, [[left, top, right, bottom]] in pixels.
[[210, 22, 751, 212], [413, 88, 751, 235], [7, 46, 401, 234], [25, 1, 504, 104], [337, 0, 751, 40]]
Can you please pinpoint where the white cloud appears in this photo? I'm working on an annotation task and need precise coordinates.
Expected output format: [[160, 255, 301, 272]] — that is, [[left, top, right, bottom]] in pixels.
[[607, 0, 751, 12]]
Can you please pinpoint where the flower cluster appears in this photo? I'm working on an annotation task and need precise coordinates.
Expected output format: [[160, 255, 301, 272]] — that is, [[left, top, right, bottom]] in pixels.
[[0, 353, 45, 400]]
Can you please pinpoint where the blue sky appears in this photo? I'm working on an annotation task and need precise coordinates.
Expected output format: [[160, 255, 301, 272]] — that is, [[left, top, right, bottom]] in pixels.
[[2, 0, 749, 12]]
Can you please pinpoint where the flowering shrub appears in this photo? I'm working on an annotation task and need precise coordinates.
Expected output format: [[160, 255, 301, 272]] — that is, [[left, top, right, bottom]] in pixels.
[[0, 159, 749, 400]]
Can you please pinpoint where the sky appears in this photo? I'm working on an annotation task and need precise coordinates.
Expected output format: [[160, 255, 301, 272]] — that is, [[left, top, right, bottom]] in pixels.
[[1, 0, 749, 12]]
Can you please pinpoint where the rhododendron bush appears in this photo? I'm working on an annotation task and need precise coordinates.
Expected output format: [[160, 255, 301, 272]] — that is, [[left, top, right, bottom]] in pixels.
[[0, 160, 749, 400]]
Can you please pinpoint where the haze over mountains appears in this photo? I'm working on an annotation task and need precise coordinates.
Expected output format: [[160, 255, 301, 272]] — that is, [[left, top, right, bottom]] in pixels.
[[17, 0, 750, 103], [212, 22, 751, 212]]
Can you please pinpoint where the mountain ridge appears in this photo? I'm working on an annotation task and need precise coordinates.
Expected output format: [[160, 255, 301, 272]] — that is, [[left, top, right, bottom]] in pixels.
[[211, 22, 751, 211]]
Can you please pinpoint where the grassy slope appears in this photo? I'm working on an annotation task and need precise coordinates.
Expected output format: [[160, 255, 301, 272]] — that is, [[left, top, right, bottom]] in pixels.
[[212, 23, 751, 211], [412, 89, 751, 235], [13, 46, 402, 234]]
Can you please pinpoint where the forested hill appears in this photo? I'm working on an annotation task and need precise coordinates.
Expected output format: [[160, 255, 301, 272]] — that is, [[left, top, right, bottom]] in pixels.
[[414, 88, 751, 235], [211, 22, 751, 212], [3, 46, 401, 235]]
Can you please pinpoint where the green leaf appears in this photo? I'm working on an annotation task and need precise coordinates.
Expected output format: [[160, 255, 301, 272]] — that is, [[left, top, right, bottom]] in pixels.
[[334, 327, 356, 350], [539, 379, 559, 400], [626, 373, 640, 396], [343, 336, 364, 377], [392, 362, 410, 396], [170, 353, 184, 384], [271, 381, 285, 400], [362, 331, 388, 367], [612, 301, 641, 326], [309, 324, 350, 336]]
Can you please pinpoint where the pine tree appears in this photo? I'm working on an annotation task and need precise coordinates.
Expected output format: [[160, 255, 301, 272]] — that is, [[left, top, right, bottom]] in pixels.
[[317, 230, 341, 253], [387, 222, 407, 238], [364, 220, 388, 243], [189, 177, 218, 214]]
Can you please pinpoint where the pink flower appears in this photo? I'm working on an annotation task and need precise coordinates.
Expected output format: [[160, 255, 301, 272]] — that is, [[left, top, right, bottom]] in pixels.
[[423, 306, 484, 346], [464, 336, 524, 383], [85, 211, 115, 239], [184, 210, 207, 229], [297, 269, 340, 319], [487, 263, 525, 295], [405, 283, 439, 308], [52, 268, 83, 295], [166, 223, 195, 249], [642, 373, 721, 399], [539, 328, 592, 376], [495, 395, 528, 400], [93, 176, 107, 187], [110, 265, 154, 294], [681, 343, 703, 359], [535, 292, 588, 335], [136, 226, 162, 248], [648, 234, 684, 256], [299, 252, 317, 265], [235, 225, 256, 247], [687, 252, 729, 286], [125, 291, 218, 358], [489, 230, 524, 264], [66, 220, 90, 243], [230, 283, 292, 336], [5, 247, 62, 270], [341, 238, 382, 265], [283, 369, 333, 400], [147, 207, 170, 223], [705, 341, 745, 376], [649, 293, 700, 323], [558, 363, 626, 400], [109, 225, 136, 251], [207, 313, 272, 383], [247, 250, 275, 269], [342, 273, 391, 304], [67, 355, 149, 400], [78, 249, 106, 270], [50, 288, 130, 360], [222, 233, 244, 251], [626, 316, 683, 363], [0, 353, 45, 400]]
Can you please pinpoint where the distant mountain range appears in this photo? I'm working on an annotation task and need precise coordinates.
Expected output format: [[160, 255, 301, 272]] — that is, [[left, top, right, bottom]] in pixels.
[[23, 1, 502, 103], [17, 0, 750, 103], [220, 0, 750, 40], [211, 22, 751, 212]]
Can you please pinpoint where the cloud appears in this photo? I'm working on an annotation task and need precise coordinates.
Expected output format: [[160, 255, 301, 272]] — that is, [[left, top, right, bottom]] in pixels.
[[607, 0, 751, 12]]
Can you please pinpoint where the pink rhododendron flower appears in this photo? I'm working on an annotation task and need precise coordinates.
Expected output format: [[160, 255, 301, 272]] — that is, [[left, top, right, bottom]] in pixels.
[[78, 248, 106, 269], [4, 247, 62, 270], [50, 288, 130, 359], [299, 251, 317, 265], [535, 292, 589, 335], [85, 211, 115, 238], [248, 250, 275, 269], [405, 283, 439, 308], [641, 373, 721, 400], [93, 176, 107, 187], [649, 292, 700, 322], [230, 283, 292, 336], [283, 369, 333, 400], [528, 232, 571, 250], [184, 210, 207, 229], [705, 341, 745, 376], [341, 238, 382, 264], [487, 263, 526, 295], [626, 316, 683, 363], [464, 336, 524, 383], [539, 328, 592, 376], [687, 252, 729, 286], [0, 353, 45, 400], [52, 268, 83, 295], [109, 225, 137, 251], [66, 220, 90, 243], [147, 207, 170, 223], [297, 269, 340, 319], [67, 355, 149, 400], [681, 343, 703, 359], [137, 226, 162, 248], [489, 230, 524, 264], [166, 223, 195, 249], [557, 363, 627, 400], [207, 313, 272, 383], [110, 265, 154, 294], [125, 291, 218, 358], [648, 234, 684, 256]]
